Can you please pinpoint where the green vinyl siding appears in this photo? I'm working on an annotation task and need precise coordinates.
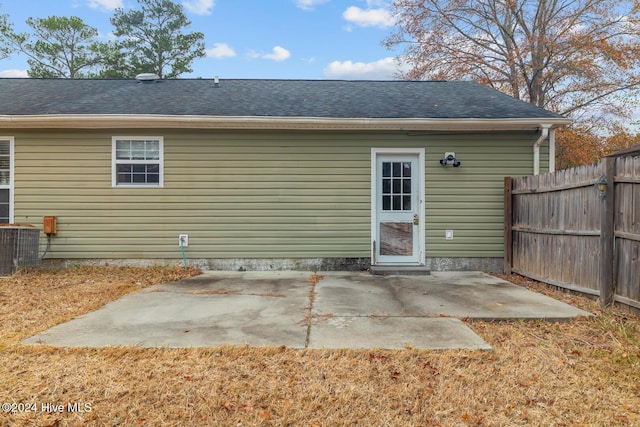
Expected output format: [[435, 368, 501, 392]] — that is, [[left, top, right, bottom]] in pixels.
[[424, 132, 546, 257], [12, 129, 546, 260]]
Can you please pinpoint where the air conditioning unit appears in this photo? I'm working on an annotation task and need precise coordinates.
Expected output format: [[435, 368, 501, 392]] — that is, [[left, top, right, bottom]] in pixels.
[[0, 226, 40, 276]]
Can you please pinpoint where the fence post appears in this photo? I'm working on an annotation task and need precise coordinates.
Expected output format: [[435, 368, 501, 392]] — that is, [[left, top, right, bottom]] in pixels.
[[599, 157, 615, 306], [504, 176, 513, 274]]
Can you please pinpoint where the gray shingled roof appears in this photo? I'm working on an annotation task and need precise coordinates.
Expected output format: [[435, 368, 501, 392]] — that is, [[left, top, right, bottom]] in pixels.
[[0, 78, 564, 120]]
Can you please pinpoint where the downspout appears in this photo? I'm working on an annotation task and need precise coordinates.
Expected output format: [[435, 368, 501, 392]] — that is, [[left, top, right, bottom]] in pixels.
[[548, 128, 555, 173], [533, 124, 551, 175]]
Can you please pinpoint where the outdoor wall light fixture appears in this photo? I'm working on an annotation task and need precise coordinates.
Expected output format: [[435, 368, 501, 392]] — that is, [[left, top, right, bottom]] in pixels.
[[440, 152, 461, 167], [596, 175, 607, 197]]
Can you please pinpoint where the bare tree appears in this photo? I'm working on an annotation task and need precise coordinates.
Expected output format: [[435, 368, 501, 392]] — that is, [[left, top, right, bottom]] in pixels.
[[386, 0, 640, 124]]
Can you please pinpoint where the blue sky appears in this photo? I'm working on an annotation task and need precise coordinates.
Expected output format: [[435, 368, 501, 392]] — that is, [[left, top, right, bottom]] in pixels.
[[0, 0, 406, 79]]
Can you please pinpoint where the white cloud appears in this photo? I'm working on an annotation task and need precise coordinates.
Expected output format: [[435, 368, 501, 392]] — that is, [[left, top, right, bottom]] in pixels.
[[87, 0, 123, 10], [295, 0, 329, 10], [0, 69, 29, 78], [342, 6, 394, 28], [264, 46, 291, 61], [206, 43, 236, 59], [182, 0, 215, 16], [324, 57, 399, 79], [250, 46, 291, 62]]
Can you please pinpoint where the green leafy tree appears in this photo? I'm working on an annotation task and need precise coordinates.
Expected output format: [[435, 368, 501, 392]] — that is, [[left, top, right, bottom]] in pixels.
[[0, 5, 14, 60], [110, 0, 205, 78], [2, 15, 119, 78], [92, 41, 132, 78]]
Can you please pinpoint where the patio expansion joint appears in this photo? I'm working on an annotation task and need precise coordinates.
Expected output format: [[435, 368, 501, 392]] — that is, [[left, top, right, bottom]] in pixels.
[[303, 280, 318, 348], [311, 314, 454, 319]]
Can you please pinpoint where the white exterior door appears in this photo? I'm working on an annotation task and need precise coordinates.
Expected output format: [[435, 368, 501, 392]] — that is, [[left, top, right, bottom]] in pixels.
[[372, 149, 425, 265]]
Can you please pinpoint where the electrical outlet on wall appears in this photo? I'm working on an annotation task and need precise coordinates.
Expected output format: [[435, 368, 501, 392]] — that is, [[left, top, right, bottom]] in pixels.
[[445, 230, 454, 240], [179, 234, 189, 247]]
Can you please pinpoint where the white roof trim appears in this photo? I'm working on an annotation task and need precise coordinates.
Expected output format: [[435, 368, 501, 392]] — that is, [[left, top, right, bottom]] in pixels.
[[0, 114, 572, 131]]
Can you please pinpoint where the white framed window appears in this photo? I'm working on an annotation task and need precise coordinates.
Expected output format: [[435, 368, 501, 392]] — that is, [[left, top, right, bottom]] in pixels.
[[0, 137, 14, 224], [112, 137, 164, 187]]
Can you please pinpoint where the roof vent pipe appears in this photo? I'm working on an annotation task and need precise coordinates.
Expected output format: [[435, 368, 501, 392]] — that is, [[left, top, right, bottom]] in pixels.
[[135, 73, 160, 83], [533, 124, 551, 176]]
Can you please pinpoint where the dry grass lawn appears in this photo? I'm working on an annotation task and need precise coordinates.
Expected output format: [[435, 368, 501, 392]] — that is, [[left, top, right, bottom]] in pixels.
[[0, 266, 638, 426]]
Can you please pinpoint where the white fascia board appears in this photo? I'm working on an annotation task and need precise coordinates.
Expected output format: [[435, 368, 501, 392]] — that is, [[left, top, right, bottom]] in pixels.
[[0, 114, 573, 131]]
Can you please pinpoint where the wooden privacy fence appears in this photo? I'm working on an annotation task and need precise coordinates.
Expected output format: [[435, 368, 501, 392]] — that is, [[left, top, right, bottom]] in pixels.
[[504, 148, 640, 310]]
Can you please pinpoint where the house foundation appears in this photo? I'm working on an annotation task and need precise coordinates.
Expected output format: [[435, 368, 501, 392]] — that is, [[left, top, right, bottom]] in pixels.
[[40, 257, 503, 273]]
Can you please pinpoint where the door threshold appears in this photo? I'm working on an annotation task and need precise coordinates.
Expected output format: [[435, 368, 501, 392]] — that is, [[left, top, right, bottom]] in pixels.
[[370, 265, 430, 276]]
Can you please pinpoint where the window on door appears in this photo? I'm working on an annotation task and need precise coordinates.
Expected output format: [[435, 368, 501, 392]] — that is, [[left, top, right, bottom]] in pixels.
[[381, 161, 412, 211]]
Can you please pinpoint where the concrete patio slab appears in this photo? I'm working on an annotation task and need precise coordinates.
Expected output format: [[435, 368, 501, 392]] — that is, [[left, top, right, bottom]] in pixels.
[[24, 271, 310, 348], [308, 317, 492, 350], [314, 271, 591, 320], [23, 270, 590, 350]]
